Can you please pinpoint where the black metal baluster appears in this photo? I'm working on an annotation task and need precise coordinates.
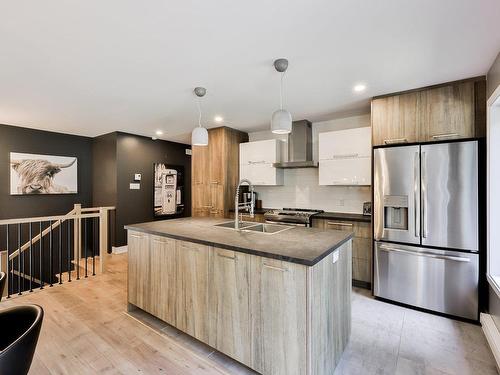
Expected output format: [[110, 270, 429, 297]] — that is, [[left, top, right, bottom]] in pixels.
[[29, 223, 33, 292], [18, 223, 21, 295], [49, 220, 53, 287], [59, 220, 62, 284], [84, 218, 88, 278], [6, 225, 10, 299], [40, 222, 44, 289], [92, 217, 96, 276], [67, 220, 72, 282]]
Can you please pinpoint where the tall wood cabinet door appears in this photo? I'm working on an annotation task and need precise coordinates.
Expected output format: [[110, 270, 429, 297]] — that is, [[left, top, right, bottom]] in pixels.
[[208, 248, 251, 365], [176, 241, 210, 342], [209, 128, 225, 217], [418, 81, 475, 141], [250, 257, 307, 375], [127, 231, 150, 311], [192, 145, 210, 216], [149, 236, 177, 325], [372, 92, 419, 146]]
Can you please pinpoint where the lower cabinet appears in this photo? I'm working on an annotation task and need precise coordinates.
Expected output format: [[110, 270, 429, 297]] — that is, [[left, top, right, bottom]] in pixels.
[[127, 230, 351, 375], [250, 257, 307, 375], [176, 240, 210, 342]]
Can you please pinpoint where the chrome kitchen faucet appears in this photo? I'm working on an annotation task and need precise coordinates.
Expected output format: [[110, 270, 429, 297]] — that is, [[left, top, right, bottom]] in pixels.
[[234, 179, 255, 230]]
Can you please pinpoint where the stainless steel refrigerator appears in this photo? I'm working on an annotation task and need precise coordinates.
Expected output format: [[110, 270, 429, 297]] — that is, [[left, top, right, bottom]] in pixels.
[[373, 140, 479, 320]]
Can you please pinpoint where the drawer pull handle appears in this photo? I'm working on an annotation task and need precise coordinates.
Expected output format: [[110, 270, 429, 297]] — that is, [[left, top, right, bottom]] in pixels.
[[379, 245, 470, 262], [332, 153, 359, 159], [384, 138, 408, 144], [210, 181, 220, 185], [263, 264, 287, 272], [432, 133, 459, 139], [217, 253, 236, 260], [327, 222, 353, 227]]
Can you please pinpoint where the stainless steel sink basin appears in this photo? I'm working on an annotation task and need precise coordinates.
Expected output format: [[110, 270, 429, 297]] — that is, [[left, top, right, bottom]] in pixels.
[[243, 223, 293, 234], [214, 221, 293, 235], [214, 221, 256, 230]]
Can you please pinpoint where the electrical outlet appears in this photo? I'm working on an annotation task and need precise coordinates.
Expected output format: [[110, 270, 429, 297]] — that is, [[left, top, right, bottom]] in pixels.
[[332, 251, 339, 264]]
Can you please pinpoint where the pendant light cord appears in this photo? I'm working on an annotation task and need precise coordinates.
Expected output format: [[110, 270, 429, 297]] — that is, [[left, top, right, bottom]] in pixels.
[[279, 72, 284, 110], [197, 98, 202, 127]]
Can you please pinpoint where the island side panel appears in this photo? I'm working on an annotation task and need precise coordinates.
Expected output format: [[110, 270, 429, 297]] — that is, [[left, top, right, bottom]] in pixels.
[[308, 239, 352, 375], [250, 256, 308, 375], [127, 230, 151, 312]]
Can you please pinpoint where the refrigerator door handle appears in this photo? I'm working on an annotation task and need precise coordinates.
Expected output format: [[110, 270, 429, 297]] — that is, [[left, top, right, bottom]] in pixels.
[[378, 245, 471, 262], [414, 152, 420, 238], [421, 151, 427, 238]]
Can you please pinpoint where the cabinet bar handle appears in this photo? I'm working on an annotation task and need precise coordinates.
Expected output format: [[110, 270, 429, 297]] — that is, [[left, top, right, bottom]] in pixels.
[[217, 253, 236, 260], [332, 153, 359, 159], [210, 181, 220, 185], [263, 264, 287, 272], [384, 138, 408, 144], [327, 222, 353, 227], [431, 133, 459, 139]]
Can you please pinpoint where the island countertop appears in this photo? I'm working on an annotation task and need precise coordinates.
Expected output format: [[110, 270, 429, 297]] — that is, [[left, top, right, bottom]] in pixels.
[[125, 217, 352, 266]]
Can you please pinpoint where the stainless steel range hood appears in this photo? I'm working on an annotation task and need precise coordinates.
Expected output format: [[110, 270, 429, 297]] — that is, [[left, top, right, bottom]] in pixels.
[[273, 120, 318, 168]]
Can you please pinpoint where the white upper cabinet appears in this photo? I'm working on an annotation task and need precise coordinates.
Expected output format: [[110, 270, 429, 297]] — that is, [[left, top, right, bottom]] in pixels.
[[318, 127, 371, 186], [239, 139, 284, 186]]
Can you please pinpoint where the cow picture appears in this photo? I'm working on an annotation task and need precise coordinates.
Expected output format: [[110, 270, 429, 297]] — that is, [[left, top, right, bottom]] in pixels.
[[10, 152, 78, 195]]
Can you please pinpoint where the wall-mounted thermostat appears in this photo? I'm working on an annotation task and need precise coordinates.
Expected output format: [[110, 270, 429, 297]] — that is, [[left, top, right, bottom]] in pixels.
[[130, 183, 140, 190], [134, 173, 142, 181]]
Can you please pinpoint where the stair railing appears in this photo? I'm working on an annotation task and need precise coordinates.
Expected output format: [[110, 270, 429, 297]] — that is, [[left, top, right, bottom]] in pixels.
[[0, 205, 115, 300]]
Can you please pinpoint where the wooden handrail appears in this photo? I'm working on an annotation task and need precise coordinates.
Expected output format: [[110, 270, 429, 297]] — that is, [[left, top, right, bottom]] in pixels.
[[0, 212, 100, 226], [81, 206, 115, 212]]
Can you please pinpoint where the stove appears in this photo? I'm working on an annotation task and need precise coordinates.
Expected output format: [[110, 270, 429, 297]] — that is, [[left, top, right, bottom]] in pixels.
[[263, 208, 324, 227]]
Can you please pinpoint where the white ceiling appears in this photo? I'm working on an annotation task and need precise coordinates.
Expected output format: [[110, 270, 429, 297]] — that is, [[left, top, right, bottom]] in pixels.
[[1, 1, 499, 144]]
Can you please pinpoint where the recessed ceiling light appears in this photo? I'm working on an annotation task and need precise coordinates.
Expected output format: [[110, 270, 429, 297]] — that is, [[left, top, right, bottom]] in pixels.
[[354, 84, 366, 92], [155, 130, 163, 136], [214, 116, 223, 123]]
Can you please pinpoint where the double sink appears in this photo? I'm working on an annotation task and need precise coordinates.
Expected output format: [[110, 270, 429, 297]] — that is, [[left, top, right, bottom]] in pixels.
[[214, 221, 293, 235]]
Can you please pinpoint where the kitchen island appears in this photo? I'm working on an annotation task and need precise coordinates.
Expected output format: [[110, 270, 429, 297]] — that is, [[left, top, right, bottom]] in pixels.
[[125, 217, 352, 375]]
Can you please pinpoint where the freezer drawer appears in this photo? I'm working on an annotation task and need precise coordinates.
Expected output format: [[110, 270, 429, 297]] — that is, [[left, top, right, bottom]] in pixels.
[[374, 241, 478, 320]]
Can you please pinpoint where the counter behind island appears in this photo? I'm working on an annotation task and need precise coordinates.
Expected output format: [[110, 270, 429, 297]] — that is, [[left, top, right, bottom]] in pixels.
[[126, 217, 352, 375]]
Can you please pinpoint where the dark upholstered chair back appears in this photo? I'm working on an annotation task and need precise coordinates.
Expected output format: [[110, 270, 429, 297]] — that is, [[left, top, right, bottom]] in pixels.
[[0, 304, 44, 375]]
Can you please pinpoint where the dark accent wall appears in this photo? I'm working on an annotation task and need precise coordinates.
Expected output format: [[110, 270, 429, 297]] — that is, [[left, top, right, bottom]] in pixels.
[[0, 124, 93, 219], [92, 132, 191, 247]]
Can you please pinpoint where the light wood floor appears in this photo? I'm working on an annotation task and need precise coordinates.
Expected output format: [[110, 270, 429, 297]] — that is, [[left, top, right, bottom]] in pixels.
[[0, 253, 497, 375]]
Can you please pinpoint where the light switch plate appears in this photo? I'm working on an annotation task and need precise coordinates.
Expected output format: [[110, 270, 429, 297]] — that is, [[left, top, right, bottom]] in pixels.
[[332, 250, 339, 264], [186, 148, 192, 155], [134, 173, 142, 181], [129, 183, 140, 190]]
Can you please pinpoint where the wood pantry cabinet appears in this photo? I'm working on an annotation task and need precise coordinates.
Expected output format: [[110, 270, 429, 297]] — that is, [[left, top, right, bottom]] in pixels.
[[371, 78, 486, 146], [127, 230, 352, 375], [192, 127, 248, 217]]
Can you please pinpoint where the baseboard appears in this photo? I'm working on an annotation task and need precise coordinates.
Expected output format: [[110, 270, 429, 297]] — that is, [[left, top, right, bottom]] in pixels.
[[481, 313, 500, 369], [112, 245, 128, 254]]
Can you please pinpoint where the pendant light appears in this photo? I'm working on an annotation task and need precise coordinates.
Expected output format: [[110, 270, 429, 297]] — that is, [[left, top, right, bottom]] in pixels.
[[271, 58, 292, 134], [191, 87, 208, 146]]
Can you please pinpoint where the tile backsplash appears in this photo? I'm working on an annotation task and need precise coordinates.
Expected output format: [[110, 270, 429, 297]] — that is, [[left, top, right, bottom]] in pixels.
[[249, 113, 371, 213], [254, 168, 371, 213]]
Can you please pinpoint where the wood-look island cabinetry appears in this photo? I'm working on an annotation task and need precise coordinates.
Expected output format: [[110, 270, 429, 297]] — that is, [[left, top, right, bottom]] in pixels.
[[127, 218, 352, 375]]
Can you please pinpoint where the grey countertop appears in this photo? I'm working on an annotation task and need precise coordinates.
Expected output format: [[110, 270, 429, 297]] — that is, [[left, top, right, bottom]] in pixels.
[[125, 217, 353, 266]]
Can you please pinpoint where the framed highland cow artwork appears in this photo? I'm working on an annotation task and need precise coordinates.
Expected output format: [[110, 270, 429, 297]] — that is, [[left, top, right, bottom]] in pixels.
[[10, 152, 78, 195]]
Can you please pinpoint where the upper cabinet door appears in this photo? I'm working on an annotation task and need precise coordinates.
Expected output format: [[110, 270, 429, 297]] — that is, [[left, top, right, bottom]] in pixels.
[[418, 81, 475, 142], [319, 127, 371, 160], [372, 92, 419, 146], [239, 139, 282, 165]]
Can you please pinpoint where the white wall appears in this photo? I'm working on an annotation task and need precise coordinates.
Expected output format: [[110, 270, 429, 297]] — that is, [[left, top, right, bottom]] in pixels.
[[248, 113, 371, 213]]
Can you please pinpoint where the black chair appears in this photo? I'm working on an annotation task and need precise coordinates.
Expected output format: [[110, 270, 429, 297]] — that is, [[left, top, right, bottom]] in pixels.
[[0, 305, 44, 375], [0, 271, 5, 301]]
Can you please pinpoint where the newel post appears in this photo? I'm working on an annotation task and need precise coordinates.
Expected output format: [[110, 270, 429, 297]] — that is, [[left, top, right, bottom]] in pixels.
[[73, 204, 81, 267], [99, 207, 109, 273]]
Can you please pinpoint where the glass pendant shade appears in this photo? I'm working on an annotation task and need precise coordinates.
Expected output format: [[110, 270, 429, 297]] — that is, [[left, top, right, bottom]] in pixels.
[[271, 109, 292, 134], [191, 126, 208, 146]]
